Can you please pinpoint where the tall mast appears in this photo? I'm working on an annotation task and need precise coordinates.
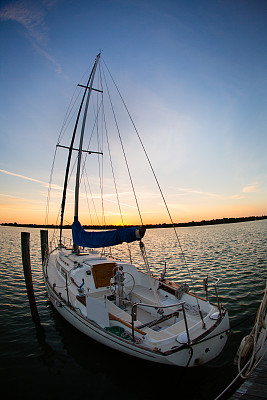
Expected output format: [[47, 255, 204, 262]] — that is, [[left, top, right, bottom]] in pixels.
[[74, 52, 101, 220], [58, 55, 99, 245]]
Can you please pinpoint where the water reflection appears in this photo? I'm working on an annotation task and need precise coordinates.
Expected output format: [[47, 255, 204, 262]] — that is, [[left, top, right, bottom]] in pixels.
[[0, 220, 266, 399], [47, 305, 236, 400]]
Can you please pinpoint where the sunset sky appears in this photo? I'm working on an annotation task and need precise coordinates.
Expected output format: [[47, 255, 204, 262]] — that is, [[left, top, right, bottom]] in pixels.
[[0, 0, 267, 225]]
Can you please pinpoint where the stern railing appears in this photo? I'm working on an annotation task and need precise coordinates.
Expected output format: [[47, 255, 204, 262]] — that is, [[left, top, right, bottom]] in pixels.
[[130, 301, 191, 344], [203, 275, 222, 317]]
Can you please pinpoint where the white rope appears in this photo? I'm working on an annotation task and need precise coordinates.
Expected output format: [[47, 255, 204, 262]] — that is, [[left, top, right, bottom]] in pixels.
[[237, 279, 267, 379], [214, 280, 267, 400]]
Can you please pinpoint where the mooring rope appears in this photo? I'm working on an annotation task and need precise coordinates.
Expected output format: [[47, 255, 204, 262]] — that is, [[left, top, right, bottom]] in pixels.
[[214, 283, 267, 400]]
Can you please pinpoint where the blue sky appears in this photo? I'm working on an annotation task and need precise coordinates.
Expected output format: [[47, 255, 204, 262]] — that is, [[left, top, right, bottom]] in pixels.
[[0, 0, 267, 224]]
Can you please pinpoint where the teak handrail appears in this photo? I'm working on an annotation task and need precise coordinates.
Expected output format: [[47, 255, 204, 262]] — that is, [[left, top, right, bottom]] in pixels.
[[108, 312, 146, 336]]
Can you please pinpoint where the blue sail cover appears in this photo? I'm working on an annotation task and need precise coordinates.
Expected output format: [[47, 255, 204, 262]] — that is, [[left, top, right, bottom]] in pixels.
[[72, 217, 144, 248]]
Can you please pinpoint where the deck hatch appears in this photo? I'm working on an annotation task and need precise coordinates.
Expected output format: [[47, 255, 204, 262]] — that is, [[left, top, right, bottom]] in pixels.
[[92, 263, 117, 288]]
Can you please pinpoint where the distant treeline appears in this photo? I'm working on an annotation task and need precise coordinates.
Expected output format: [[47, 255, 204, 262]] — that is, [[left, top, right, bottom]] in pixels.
[[1, 215, 266, 229], [145, 215, 267, 228]]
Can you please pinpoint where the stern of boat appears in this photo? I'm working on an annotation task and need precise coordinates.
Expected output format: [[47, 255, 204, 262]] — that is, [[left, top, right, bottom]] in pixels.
[[166, 309, 229, 367]]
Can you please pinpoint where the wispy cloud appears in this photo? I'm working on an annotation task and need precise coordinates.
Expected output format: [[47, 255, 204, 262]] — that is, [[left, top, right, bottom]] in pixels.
[[30, 37, 62, 74], [0, 0, 48, 44], [0, 193, 29, 201], [0, 0, 61, 73], [0, 169, 138, 210], [242, 182, 259, 193], [104, 198, 137, 209], [0, 168, 61, 190], [229, 194, 245, 200], [176, 187, 220, 198], [175, 186, 246, 200]]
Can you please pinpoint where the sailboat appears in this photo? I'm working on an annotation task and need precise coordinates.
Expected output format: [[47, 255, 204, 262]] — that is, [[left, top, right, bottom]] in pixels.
[[43, 53, 229, 367]]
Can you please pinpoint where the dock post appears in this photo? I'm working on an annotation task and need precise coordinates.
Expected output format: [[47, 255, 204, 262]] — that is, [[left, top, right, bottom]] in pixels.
[[21, 232, 40, 325], [40, 229, 48, 264]]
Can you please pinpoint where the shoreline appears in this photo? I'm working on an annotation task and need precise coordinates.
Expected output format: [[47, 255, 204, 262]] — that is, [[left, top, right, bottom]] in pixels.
[[1, 215, 266, 230]]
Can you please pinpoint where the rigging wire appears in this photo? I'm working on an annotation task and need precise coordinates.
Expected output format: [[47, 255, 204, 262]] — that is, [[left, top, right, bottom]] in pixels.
[[45, 146, 58, 226], [45, 64, 94, 229], [102, 97, 134, 262], [57, 87, 83, 145], [99, 62, 133, 262], [96, 64, 105, 226], [77, 92, 104, 226], [101, 64, 144, 226], [58, 62, 95, 144], [83, 165, 100, 225], [102, 59, 185, 254], [98, 63, 125, 226], [96, 114, 105, 226], [103, 107, 125, 226], [101, 58, 197, 290], [82, 170, 93, 225], [101, 57, 207, 321]]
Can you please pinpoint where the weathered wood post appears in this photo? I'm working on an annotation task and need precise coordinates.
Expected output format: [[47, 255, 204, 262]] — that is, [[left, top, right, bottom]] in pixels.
[[21, 232, 40, 325], [40, 229, 48, 264]]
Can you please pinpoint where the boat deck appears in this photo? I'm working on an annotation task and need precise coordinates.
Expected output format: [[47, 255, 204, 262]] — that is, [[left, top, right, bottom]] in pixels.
[[229, 353, 267, 400]]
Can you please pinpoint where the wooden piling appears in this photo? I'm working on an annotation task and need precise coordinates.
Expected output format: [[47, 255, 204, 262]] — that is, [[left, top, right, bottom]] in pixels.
[[21, 232, 40, 325], [40, 229, 48, 264]]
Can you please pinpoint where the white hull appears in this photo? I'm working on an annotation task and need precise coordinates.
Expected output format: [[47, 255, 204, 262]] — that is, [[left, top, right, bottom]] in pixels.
[[44, 248, 229, 367]]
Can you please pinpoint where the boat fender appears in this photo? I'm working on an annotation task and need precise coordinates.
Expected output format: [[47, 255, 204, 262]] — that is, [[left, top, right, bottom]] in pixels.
[[175, 283, 189, 300], [234, 335, 250, 365]]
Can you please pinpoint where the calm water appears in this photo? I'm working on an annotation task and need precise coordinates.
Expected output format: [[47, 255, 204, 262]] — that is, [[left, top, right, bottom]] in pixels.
[[0, 221, 266, 399]]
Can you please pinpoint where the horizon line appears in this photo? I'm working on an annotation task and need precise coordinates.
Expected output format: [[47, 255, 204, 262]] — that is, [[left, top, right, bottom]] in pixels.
[[1, 215, 266, 229]]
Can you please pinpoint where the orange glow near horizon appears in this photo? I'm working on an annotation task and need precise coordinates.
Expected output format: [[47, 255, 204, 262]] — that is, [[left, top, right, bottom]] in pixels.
[[1, 199, 266, 226], [1, 3, 267, 236], [1, 170, 266, 227]]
